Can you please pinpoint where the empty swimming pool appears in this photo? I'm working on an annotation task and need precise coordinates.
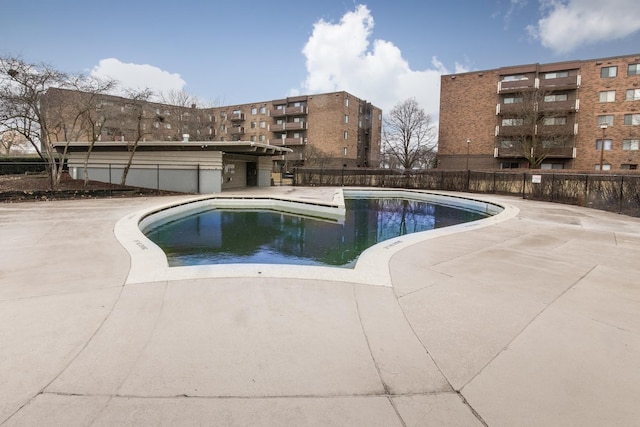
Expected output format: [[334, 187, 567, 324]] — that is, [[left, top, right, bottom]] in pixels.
[[142, 193, 493, 268]]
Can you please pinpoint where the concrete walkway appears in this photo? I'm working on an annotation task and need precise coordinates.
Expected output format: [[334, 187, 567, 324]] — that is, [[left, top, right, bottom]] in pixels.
[[1, 188, 639, 426]]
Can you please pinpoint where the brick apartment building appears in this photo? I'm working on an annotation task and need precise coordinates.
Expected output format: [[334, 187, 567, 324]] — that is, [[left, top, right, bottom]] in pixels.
[[438, 53, 640, 171], [42, 89, 382, 171]]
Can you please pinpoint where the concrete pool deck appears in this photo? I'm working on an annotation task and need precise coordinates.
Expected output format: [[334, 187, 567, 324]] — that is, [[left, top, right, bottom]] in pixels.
[[1, 187, 639, 426]]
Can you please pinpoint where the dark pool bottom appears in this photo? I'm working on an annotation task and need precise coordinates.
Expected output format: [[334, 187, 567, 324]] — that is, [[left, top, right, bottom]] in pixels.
[[144, 197, 490, 268]]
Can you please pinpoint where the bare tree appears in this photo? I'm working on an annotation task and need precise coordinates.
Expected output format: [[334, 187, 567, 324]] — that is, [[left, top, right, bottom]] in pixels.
[[65, 77, 118, 184], [498, 88, 574, 168], [119, 89, 154, 186], [0, 129, 29, 155], [383, 98, 437, 170], [0, 56, 69, 190]]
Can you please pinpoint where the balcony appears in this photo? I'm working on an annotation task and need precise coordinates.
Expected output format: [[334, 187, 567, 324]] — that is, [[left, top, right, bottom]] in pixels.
[[538, 123, 575, 136], [270, 122, 308, 132], [540, 99, 578, 113], [498, 78, 536, 93], [539, 75, 579, 90], [270, 106, 308, 117], [498, 125, 531, 137], [495, 146, 574, 159], [228, 126, 244, 135], [269, 137, 307, 146], [229, 112, 245, 121]]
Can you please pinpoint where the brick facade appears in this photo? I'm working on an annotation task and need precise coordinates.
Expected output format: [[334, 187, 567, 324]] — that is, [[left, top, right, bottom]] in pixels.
[[42, 89, 382, 170], [438, 53, 640, 171]]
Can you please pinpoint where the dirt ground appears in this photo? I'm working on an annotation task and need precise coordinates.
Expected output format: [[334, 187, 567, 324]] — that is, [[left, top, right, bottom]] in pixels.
[[0, 173, 180, 202]]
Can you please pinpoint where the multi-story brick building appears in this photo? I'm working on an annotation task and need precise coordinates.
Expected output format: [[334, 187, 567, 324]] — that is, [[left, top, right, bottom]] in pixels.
[[43, 89, 382, 171], [438, 53, 640, 171]]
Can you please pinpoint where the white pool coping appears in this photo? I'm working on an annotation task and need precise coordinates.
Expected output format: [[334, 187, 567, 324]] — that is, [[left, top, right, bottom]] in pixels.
[[114, 189, 520, 287]]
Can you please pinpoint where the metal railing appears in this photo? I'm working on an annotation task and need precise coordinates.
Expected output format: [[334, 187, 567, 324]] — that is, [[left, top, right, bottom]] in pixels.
[[294, 168, 640, 217]]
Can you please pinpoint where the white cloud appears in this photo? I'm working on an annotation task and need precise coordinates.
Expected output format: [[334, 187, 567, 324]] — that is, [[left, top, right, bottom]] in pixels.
[[90, 58, 186, 97], [528, 0, 640, 53], [299, 4, 447, 117]]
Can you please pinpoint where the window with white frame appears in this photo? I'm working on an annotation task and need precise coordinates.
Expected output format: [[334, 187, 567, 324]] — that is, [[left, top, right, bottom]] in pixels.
[[250, 121, 256, 129], [259, 135, 265, 142], [250, 135, 256, 142], [260, 106, 266, 114], [628, 64, 640, 76], [626, 89, 640, 101], [502, 118, 524, 126], [596, 139, 612, 150], [624, 114, 640, 125], [595, 164, 611, 171], [544, 71, 569, 79], [344, 131, 348, 139], [599, 91, 616, 102], [251, 107, 257, 115], [543, 117, 567, 125], [598, 115, 614, 126], [503, 96, 523, 104], [544, 94, 568, 102], [344, 115, 349, 124], [601, 66, 617, 78], [345, 98, 349, 107], [623, 139, 640, 150], [260, 120, 266, 128]]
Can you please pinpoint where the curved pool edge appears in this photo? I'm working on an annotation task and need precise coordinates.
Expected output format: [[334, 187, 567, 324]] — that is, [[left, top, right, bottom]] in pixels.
[[114, 189, 520, 287]]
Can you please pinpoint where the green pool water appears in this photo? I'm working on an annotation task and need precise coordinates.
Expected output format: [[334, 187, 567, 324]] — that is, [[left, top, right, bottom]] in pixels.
[[144, 197, 490, 268]]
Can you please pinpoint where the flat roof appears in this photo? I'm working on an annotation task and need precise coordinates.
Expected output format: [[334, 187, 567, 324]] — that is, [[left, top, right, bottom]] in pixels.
[[53, 140, 293, 156]]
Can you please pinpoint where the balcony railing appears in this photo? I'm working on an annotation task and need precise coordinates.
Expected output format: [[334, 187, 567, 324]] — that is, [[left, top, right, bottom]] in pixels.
[[538, 123, 575, 136], [540, 99, 578, 112], [496, 146, 574, 158], [269, 137, 307, 146], [228, 126, 244, 134], [270, 122, 308, 132], [229, 113, 245, 121], [270, 106, 308, 117], [539, 75, 579, 89], [498, 79, 536, 92]]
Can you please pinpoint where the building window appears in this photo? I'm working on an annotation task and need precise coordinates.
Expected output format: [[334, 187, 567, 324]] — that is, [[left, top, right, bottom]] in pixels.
[[344, 115, 349, 124], [544, 71, 569, 79], [621, 164, 638, 170], [250, 121, 257, 129], [599, 91, 616, 102], [344, 131, 348, 139], [259, 135, 265, 142], [543, 117, 567, 125], [165, 123, 171, 129], [501, 162, 520, 169], [597, 115, 614, 126], [343, 147, 348, 156], [260, 106, 266, 114], [544, 94, 568, 102], [626, 89, 640, 101], [503, 96, 523, 104], [502, 75, 528, 81], [250, 135, 256, 142], [250, 107, 257, 115], [260, 121, 266, 128], [220, 112, 227, 119], [345, 98, 349, 107], [541, 163, 564, 170], [623, 139, 640, 150], [601, 66, 617, 78], [502, 118, 524, 126], [500, 140, 515, 148], [624, 114, 640, 125], [628, 64, 640, 75], [595, 164, 611, 171], [596, 139, 612, 150]]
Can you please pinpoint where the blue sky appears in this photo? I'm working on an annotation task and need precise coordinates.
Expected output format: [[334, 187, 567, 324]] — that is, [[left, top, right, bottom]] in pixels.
[[2, 0, 640, 119]]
